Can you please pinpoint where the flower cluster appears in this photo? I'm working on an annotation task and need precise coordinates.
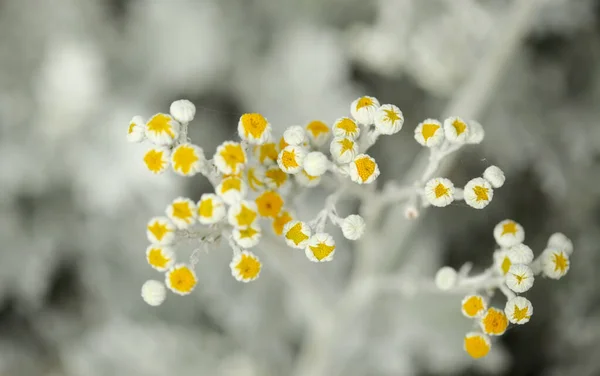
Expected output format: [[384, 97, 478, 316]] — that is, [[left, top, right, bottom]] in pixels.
[[436, 220, 573, 359]]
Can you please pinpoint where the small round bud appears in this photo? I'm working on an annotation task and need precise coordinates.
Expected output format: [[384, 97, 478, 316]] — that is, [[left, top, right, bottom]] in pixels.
[[483, 165, 505, 188], [303, 152, 329, 177], [283, 125, 307, 146], [467, 120, 485, 144], [547, 232, 573, 255], [435, 266, 457, 291], [141, 280, 167, 306], [170, 99, 196, 123], [341, 214, 365, 240]]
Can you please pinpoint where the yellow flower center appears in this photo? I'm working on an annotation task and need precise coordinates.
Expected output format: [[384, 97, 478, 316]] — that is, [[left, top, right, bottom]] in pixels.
[[482, 309, 508, 335], [147, 248, 170, 269], [473, 185, 489, 201], [464, 335, 490, 359], [240, 113, 268, 138], [309, 242, 335, 261], [238, 226, 259, 239], [168, 266, 197, 294], [148, 221, 170, 241], [273, 211, 292, 236], [306, 121, 329, 138], [235, 205, 257, 227], [256, 191, 284, 218], [354, 157, 376, 182], [383, 109, 401, 123], [281, 149, 299, 169], [452, 119, 467, 135], [501, 256, 511, 275], [235, 254, 261, 280], [221, 177, 242, 192], [513, 273, 527, 284], [553, 252, 568, 273], [462, 296, 484, 317], [171, 202, 193, 221], [336, 118, 358, 134], [338, 138, 355, 154], [144, 149, 166, 172], [220, 143, 246, 171], [434, 183, 449, 198], [172, 145, 199, 174], [198, 199, 213, 218], [285, 223, 308, 245], [128, 122, 136, 134], [421, 123, 440, 141], [512, 305, 530, 322], [147, 114, 175, 138], [266, 167, 288, 188], [259, 143, 278, 164], [501, 222, 517, 235], [355, 97, 373, 110]]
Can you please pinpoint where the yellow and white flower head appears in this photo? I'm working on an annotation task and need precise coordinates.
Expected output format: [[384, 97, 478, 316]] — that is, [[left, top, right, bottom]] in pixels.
[[507, 243, 534, 265], [214, 141, 247, 175], [443, 116, 470, 144], [464, 332, 491, 359], [169, 99, 196, 123], [541, 248, 570, 279], [230, 251, 261, 283], [461, 295, 487, 318], [424, 177, 455, 207], [246, 165, 266, 192], [238, 113, 272, 144], [127, 115, 146, 143], [504, 296, 533, 325], [232, 225, 262, 248], [493, 249, 513, 276], [483, 165, 505, 188], [332, 117, 361, 139], [216, 176, 248, 205], [255, 190, 284, 218], [283, 220, 312, 249], [146, 216, 176, 245], [254, 142, 279, 165], [414, 119, 444, 148], [493, 219, 525, 248], [330, 136, 358, 164], [434, 266, 457, 291], [303, 151, 329, 177], [305, 120, 331, 146], [547, 232, 573, 256], [350, 96, 380, 125], [305, 233, 336, 262], [171, 143, 206, 176], [197, 193, 226, 225], [145, 113, 180, 146], [283, 125, 307, 146], [506, 263, 534, 293], [463, 177, 494, 209], [467, 120, 485, 144], [228, 200, 258, 228], [166, 197, 197, 229], [340, 214, 365, 240], [480, 308, 508, 336], [143, 147, 170, 175], [165, 263, 197, 296], [278, 145, 307, 174], [146, 245, 176, 272], [295, 170, 322, 188], [349, 154, 380, 184], [264, 165, 290, 191], [272, 210, 293, 236], [374, 104, 404, 135], [141, 280, 167, 307]]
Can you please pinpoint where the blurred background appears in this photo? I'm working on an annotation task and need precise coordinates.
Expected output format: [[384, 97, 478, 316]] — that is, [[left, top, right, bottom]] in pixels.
[[1, 0, 599, 375]]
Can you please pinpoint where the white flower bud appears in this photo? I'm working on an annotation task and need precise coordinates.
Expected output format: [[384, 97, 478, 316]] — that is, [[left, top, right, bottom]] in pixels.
[[435, 266, 457, 291], [303, 152, 329, 177], [467, 120, 485, 144], [341, 214, 365, 240], [505, 264, 534, 293], [141, 280, 167, 306], [483, 165, 505, 188], [507, 244, 534, 265], [283, 125, 307, 146], [170, 99, 196, 123], [547, 232, 573, 255], [541, 248, 570, 279]]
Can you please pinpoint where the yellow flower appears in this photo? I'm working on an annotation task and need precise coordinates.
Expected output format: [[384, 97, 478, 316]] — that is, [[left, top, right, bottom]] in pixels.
[[506, 264, 534, 293], [232, 224, 262, 248], [254, 142, 279, 165], [330, 136, 358, 164], [283, 220, 311, 249], [541, 248, 570, 279], [127, 115, 145, 143], [305, 233, 336, 262], [146, 217, 176, 245], [493, 219, 525, 248], [464, 177, 494, 209], [414, 119, 444, 147], [228, 200, 258, 228], [264, 165, 289, 190], [424, 177, 455, 207], [443, 116, 470, 143], [505, 296, 533, 325], [374, 104, 404, 135], [145, 113, 180, 146], [143, 147, 170, 175], [278, 145, 306, 174], [350, 96, 380, 125], [305, 120, 330, 146], [461, 295, 487, 318], [272, 210, 293, 236], [197, 193, 226, 225], [214, 141, 247, 175], [255, 191, 284, 218], [171, 143, 205, 176], [480, 308, 508, 336], [146, 245, 175, 272], [332, 117, 360, 139], [166, 197, 197, 229], [230, 251, 261, 282], [464, 332, 491, 359], [165, 264, 197, 296], [238, 113, 272, 144], [216, 176, 248, 205], [349, 154, 380, 184]]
